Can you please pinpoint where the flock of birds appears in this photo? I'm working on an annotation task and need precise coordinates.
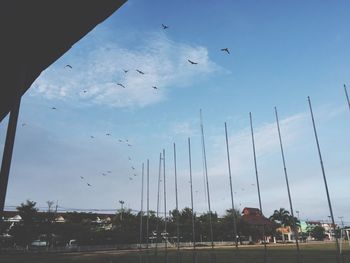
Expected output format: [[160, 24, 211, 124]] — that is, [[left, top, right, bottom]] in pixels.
[[20, 23, 233, 193]]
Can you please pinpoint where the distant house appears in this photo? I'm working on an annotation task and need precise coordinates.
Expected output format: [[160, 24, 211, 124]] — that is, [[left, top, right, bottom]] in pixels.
[[242, 207, 272, 226], [241, 207, 274, 243], [55, 215, 65, 223]]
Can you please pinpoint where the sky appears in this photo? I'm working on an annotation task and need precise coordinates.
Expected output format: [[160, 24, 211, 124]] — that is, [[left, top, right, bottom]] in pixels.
[[1, 0, 350, 224]]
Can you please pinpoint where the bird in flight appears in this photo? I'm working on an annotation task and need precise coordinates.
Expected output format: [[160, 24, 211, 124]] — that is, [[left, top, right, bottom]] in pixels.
[[87, 183, 92, 187], [83, 90, 87, 93], [152, 86, 158, 90], [22, 123, 27, 127], [188, 59, 198, 65], [128, 157, 132, 161], [90, 136, 95, 139], [133, 173, 137, 177], [136, 69, 145, 75], [123, 69, 129, 73], [129, 177, 133, 181], [127, 143, 132, 147], [107, 171, 112, 173], [106, 133, 111, 136], [221, 48, 230, 54], [51, 107, 57, 110], [102, 173, 106, 176], [162, 24, 169, 29], [80, 176, 84, 179], [118, 139, 123, 142], [117, 83, 126, 88], [65, 65, 72, 69], [131, 166, 135, 170]]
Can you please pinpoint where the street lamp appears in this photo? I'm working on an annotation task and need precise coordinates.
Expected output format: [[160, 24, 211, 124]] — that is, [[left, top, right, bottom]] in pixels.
[[119, 200, 125, 221]]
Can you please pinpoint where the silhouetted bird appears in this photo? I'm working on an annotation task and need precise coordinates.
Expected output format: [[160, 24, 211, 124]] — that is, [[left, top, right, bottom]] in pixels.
[[83, 90, 87, 93], [127, 143, 132, 147], [131, 166, 135, 170], [123, 69, 129, 73], [22, 123, 27, 127], [65, 65, 72, 69], [117, 83, 126, 88], [221, 48, 230, 54], [128, 157, 132, 161], [188, 59, 198, 65], [106, 133, 111, 136], [80, 176, 84, 179], [90, 136, 95, 139], [87, 183, 92, 187], [133, 173, 137, 177], [152, 86, 158, 89], [102, 173, 106, 176], [129, 177, 133, 181], [51, 107, 57, 110], [107, 171, 112, 173], [136, 69, 145, 74], [162, 24, 169, 29], [118, 139, 123, 142]]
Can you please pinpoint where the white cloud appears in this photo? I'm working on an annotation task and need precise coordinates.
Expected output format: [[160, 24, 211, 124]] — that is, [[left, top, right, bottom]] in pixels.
[[30, 31, 220, 108]]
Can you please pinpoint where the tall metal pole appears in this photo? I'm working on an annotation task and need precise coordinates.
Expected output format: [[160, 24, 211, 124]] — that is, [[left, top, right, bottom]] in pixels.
[[249, 112, 267, 263], [146, 159, 150, 250], [224, 122, 239, 249], [163, 149, 168, 260], [155, 153, 162, 255], [274, 107, 301, 262], [200, 109, 214, 250], [139, 163, 145, 249], [173, 143, 180, 255], [307, 96, 341, 263], [0, 96, 21, 221], [344, 84, 350, 111], [339, 217, 344, 255], [188, 138, 196, 251]]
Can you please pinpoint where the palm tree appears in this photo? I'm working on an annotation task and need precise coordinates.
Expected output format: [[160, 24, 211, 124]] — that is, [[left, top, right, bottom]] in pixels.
[[270, 208, 300, 241], [269, 208, 290, 226]]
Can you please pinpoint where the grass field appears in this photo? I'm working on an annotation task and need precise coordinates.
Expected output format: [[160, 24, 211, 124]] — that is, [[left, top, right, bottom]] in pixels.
[[1, 242, 349, 263]]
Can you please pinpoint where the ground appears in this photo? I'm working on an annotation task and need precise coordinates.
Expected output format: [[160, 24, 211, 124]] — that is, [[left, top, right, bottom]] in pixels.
[[0, 242, 349, 263]]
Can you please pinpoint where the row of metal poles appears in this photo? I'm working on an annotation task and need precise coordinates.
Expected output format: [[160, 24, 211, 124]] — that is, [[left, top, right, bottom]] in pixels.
[[136, 88, 350, 263], [0, 87, 349, 261]]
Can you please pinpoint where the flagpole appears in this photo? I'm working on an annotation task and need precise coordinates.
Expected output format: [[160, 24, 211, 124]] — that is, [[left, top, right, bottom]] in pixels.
[[344, 84, 350, 111], [274, 107, 301, 262], [139, 162, 144, 249], [200, 109, 214, 251], [173, 143, 180, 257], [146, 159, 150, 250], [188, 138, 196, 252], [163, 149, 168, 260], [249, 112, 267, 263], [307, 96, 341, 263], [224, 122, 239, 249], [155, 153, 162, 256]]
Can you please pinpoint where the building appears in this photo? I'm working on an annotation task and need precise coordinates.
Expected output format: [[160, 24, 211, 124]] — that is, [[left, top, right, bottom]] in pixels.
[[241, 207, 274, 243]]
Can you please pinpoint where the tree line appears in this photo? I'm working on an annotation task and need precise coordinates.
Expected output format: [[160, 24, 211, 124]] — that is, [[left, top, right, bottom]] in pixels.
[[0, 200, 331, 248]]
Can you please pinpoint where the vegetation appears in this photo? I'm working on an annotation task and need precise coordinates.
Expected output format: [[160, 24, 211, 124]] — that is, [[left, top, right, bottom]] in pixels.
[[0, 201, 336, 249]]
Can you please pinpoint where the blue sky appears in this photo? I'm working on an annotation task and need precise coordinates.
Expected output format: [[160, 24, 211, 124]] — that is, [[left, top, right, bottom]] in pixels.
[[1, 0, 350, 224]]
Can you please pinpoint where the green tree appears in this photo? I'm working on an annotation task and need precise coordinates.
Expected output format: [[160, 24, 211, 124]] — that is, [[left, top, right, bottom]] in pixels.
[[310, 226, 325, 241], [9, 200, 40, 247]]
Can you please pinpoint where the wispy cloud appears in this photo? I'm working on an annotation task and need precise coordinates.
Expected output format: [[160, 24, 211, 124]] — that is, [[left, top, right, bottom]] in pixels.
[[30, 31, 220, 108]]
